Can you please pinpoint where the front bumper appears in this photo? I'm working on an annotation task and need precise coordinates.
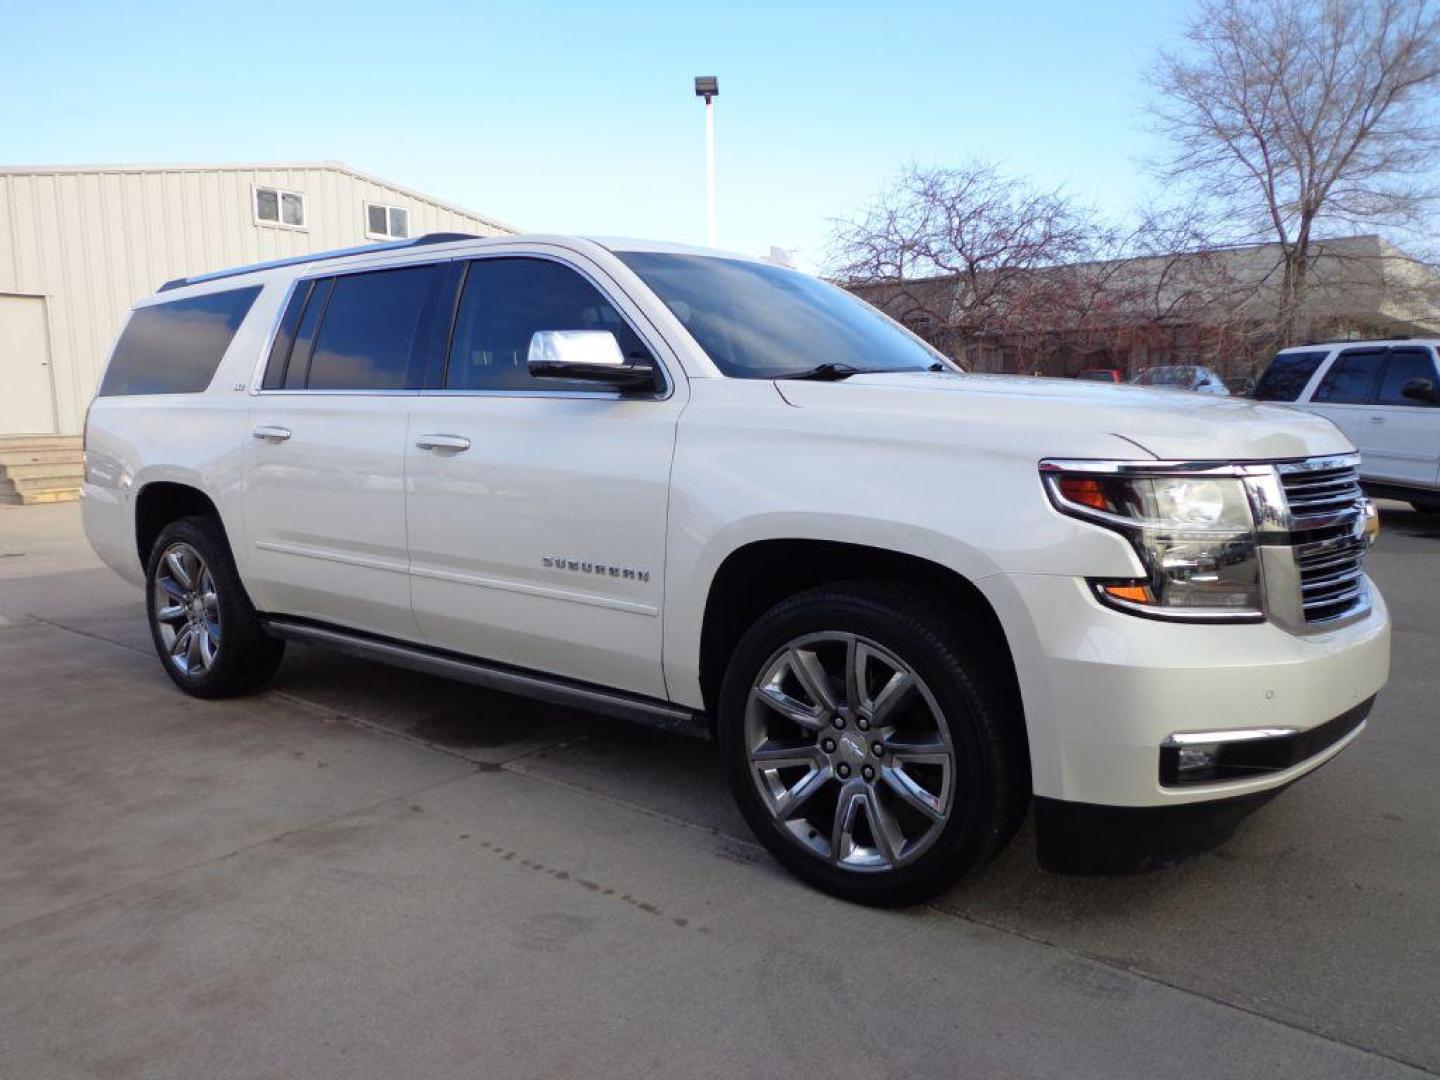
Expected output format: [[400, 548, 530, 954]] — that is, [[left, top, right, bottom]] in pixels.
[[1035, 696, 1374, 873], [976, 571, 1391, 809]]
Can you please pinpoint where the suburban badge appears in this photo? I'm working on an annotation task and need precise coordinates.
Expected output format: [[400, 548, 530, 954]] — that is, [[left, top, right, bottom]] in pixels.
[[542, 556, 650, 582]]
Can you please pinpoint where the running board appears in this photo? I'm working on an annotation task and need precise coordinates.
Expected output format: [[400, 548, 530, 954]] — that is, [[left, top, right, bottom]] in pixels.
[[260, 616, 709, 739]]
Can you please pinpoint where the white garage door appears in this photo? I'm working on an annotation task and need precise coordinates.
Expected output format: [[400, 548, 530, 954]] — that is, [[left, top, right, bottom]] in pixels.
[[0, 295, 56, 435]]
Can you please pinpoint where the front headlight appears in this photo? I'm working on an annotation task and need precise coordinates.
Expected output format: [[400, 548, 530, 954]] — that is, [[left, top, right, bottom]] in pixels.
[[1041, 463, 1264, 622]]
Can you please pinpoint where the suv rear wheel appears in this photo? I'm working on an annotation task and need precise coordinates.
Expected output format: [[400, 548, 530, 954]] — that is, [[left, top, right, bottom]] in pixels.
[[718, 581, 1027, 906], [145, 516, 284, 698]]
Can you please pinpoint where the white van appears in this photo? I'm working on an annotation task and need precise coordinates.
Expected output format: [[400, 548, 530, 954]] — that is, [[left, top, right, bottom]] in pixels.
[[1255, 340, 1440, 511]]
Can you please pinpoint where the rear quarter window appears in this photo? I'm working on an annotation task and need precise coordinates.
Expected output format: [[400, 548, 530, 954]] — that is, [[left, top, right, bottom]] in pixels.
[[99, 286, 261, 396], [1253, 351, 1327, 402]]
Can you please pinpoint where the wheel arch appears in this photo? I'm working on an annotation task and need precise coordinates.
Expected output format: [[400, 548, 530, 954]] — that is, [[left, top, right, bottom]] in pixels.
[[695, 538, 1024, 744], [134, 479, 233, 569]]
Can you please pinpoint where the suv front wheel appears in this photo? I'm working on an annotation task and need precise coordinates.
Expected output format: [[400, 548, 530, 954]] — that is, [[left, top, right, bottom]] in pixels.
[[145, 516, 285, 698], [718, 581, 1027, 906]]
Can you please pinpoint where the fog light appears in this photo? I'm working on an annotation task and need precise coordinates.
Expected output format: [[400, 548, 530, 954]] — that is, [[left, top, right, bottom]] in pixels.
[[1161, 726, 1300, 786], [1176, 745, 1219, 775]]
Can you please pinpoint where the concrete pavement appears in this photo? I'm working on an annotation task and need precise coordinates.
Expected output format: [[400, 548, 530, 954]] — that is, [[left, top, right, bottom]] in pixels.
[[1, 502, 1436, 1078]]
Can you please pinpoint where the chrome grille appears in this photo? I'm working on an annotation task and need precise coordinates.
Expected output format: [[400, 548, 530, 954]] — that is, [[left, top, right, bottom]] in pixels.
[[1281, 463, 1364, 515], [1277, 459, 1369, 625]]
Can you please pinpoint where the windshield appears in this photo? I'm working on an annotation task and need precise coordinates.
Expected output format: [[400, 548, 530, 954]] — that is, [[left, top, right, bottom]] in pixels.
[[616, 252, 950, 379]]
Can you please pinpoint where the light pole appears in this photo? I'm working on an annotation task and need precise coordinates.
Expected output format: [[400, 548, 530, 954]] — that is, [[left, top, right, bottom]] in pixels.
[[694, 76, 718, 246]]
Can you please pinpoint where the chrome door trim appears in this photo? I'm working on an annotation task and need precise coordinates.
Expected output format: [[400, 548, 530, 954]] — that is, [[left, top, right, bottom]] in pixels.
[[405, 563, 659, 616], [252, 540, 410, 576], [414, 434, 472, 452]]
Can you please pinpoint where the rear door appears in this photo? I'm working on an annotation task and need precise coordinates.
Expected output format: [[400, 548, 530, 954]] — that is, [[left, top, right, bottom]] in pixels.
[[1363, 346, 1440, 489], [243, 261, 448, 639]]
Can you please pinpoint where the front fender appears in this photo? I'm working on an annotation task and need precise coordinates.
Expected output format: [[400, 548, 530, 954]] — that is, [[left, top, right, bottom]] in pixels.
[[662, 511, 1010, 708]]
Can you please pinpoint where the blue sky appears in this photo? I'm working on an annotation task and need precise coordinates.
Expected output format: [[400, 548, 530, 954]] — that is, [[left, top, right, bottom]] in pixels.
[[1, 0, 1192, 270]]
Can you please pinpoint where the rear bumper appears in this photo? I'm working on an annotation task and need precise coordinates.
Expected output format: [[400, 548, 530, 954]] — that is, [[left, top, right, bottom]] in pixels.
[[1035, 696, 1373, 873]]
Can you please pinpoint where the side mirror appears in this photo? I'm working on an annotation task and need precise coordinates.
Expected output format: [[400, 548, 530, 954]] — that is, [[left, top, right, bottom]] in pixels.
[[1400, 377, 1440, 404], [527, 330, 657, 392]]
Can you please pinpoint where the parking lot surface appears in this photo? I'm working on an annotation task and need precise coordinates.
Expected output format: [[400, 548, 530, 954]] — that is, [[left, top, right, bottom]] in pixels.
[[1, 502, 1437, 1079]]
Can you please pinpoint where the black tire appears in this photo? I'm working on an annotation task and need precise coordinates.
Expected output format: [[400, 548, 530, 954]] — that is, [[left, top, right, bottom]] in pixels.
[[1410, 498, 1440, 514], [144, 515, 285, 698], [718, 580, 1029, 906]]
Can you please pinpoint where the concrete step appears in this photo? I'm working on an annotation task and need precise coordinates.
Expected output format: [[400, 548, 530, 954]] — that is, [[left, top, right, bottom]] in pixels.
[[0, 435, 88, 506], [1, 461, 86, 482], [0, 487, 80, 506], [3, 474, 85, 496], [0, 435, 82, 452], [0, 448, 84, 467]]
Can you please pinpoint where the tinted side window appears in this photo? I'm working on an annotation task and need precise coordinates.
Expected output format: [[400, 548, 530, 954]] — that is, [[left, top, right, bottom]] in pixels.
[[99, 286, 261, 396], [445, 258, 652, 392], [1312, 350, 1384, 404], [1253, 351, 1326, 402], [1376, 348, 1440, 406], [304, 265, 439, 390]]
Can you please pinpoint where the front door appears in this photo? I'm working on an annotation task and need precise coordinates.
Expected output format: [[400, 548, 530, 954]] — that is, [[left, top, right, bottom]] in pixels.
[[405, 255, 684, 699], [243, 262, 447, 639]]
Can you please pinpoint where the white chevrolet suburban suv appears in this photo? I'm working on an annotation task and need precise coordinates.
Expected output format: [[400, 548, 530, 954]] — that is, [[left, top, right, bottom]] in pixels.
[[83, 233, 1392, 905]]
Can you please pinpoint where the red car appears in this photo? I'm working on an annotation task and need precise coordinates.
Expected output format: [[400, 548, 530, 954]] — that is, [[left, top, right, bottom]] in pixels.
[[1075, 368, 1125, 383]]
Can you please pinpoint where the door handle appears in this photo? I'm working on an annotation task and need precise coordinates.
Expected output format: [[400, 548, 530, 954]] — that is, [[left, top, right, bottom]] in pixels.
[[415, 434, 471, 452], [252, 425, 292, 441], [1369, 415, 1387, 424]]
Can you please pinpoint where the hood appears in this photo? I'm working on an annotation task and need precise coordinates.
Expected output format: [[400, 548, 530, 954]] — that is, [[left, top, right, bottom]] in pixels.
[[773, 372, 1351, 461]]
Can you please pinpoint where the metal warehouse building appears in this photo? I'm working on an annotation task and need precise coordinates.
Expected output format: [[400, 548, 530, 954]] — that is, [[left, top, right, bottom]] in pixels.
[[0, 162, 516, 438]]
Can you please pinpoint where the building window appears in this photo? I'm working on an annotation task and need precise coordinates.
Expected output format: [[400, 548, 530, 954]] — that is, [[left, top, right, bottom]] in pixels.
[[254, 186, 306, 229], [366, 203, 410, 240]]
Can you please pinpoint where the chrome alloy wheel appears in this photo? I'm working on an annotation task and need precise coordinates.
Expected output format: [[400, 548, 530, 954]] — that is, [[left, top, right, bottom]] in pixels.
[[151, 542, 221, 677], [744, 632, 955, 872]]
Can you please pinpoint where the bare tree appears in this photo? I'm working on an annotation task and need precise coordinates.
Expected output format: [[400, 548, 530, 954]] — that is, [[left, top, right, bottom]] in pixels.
[[831, 167, 1279, 375], [1150, 0, 1440, 346], [828, 162, 1097, 367]]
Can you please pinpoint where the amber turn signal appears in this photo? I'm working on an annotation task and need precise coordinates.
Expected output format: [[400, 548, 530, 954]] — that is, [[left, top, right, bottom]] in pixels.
[[1057, 476, 1111, 513], [1102, 582, 1155, 605]]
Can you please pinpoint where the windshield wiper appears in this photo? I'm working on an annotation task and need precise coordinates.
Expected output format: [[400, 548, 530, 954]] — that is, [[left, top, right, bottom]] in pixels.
[[778, 363, 879, 381]]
